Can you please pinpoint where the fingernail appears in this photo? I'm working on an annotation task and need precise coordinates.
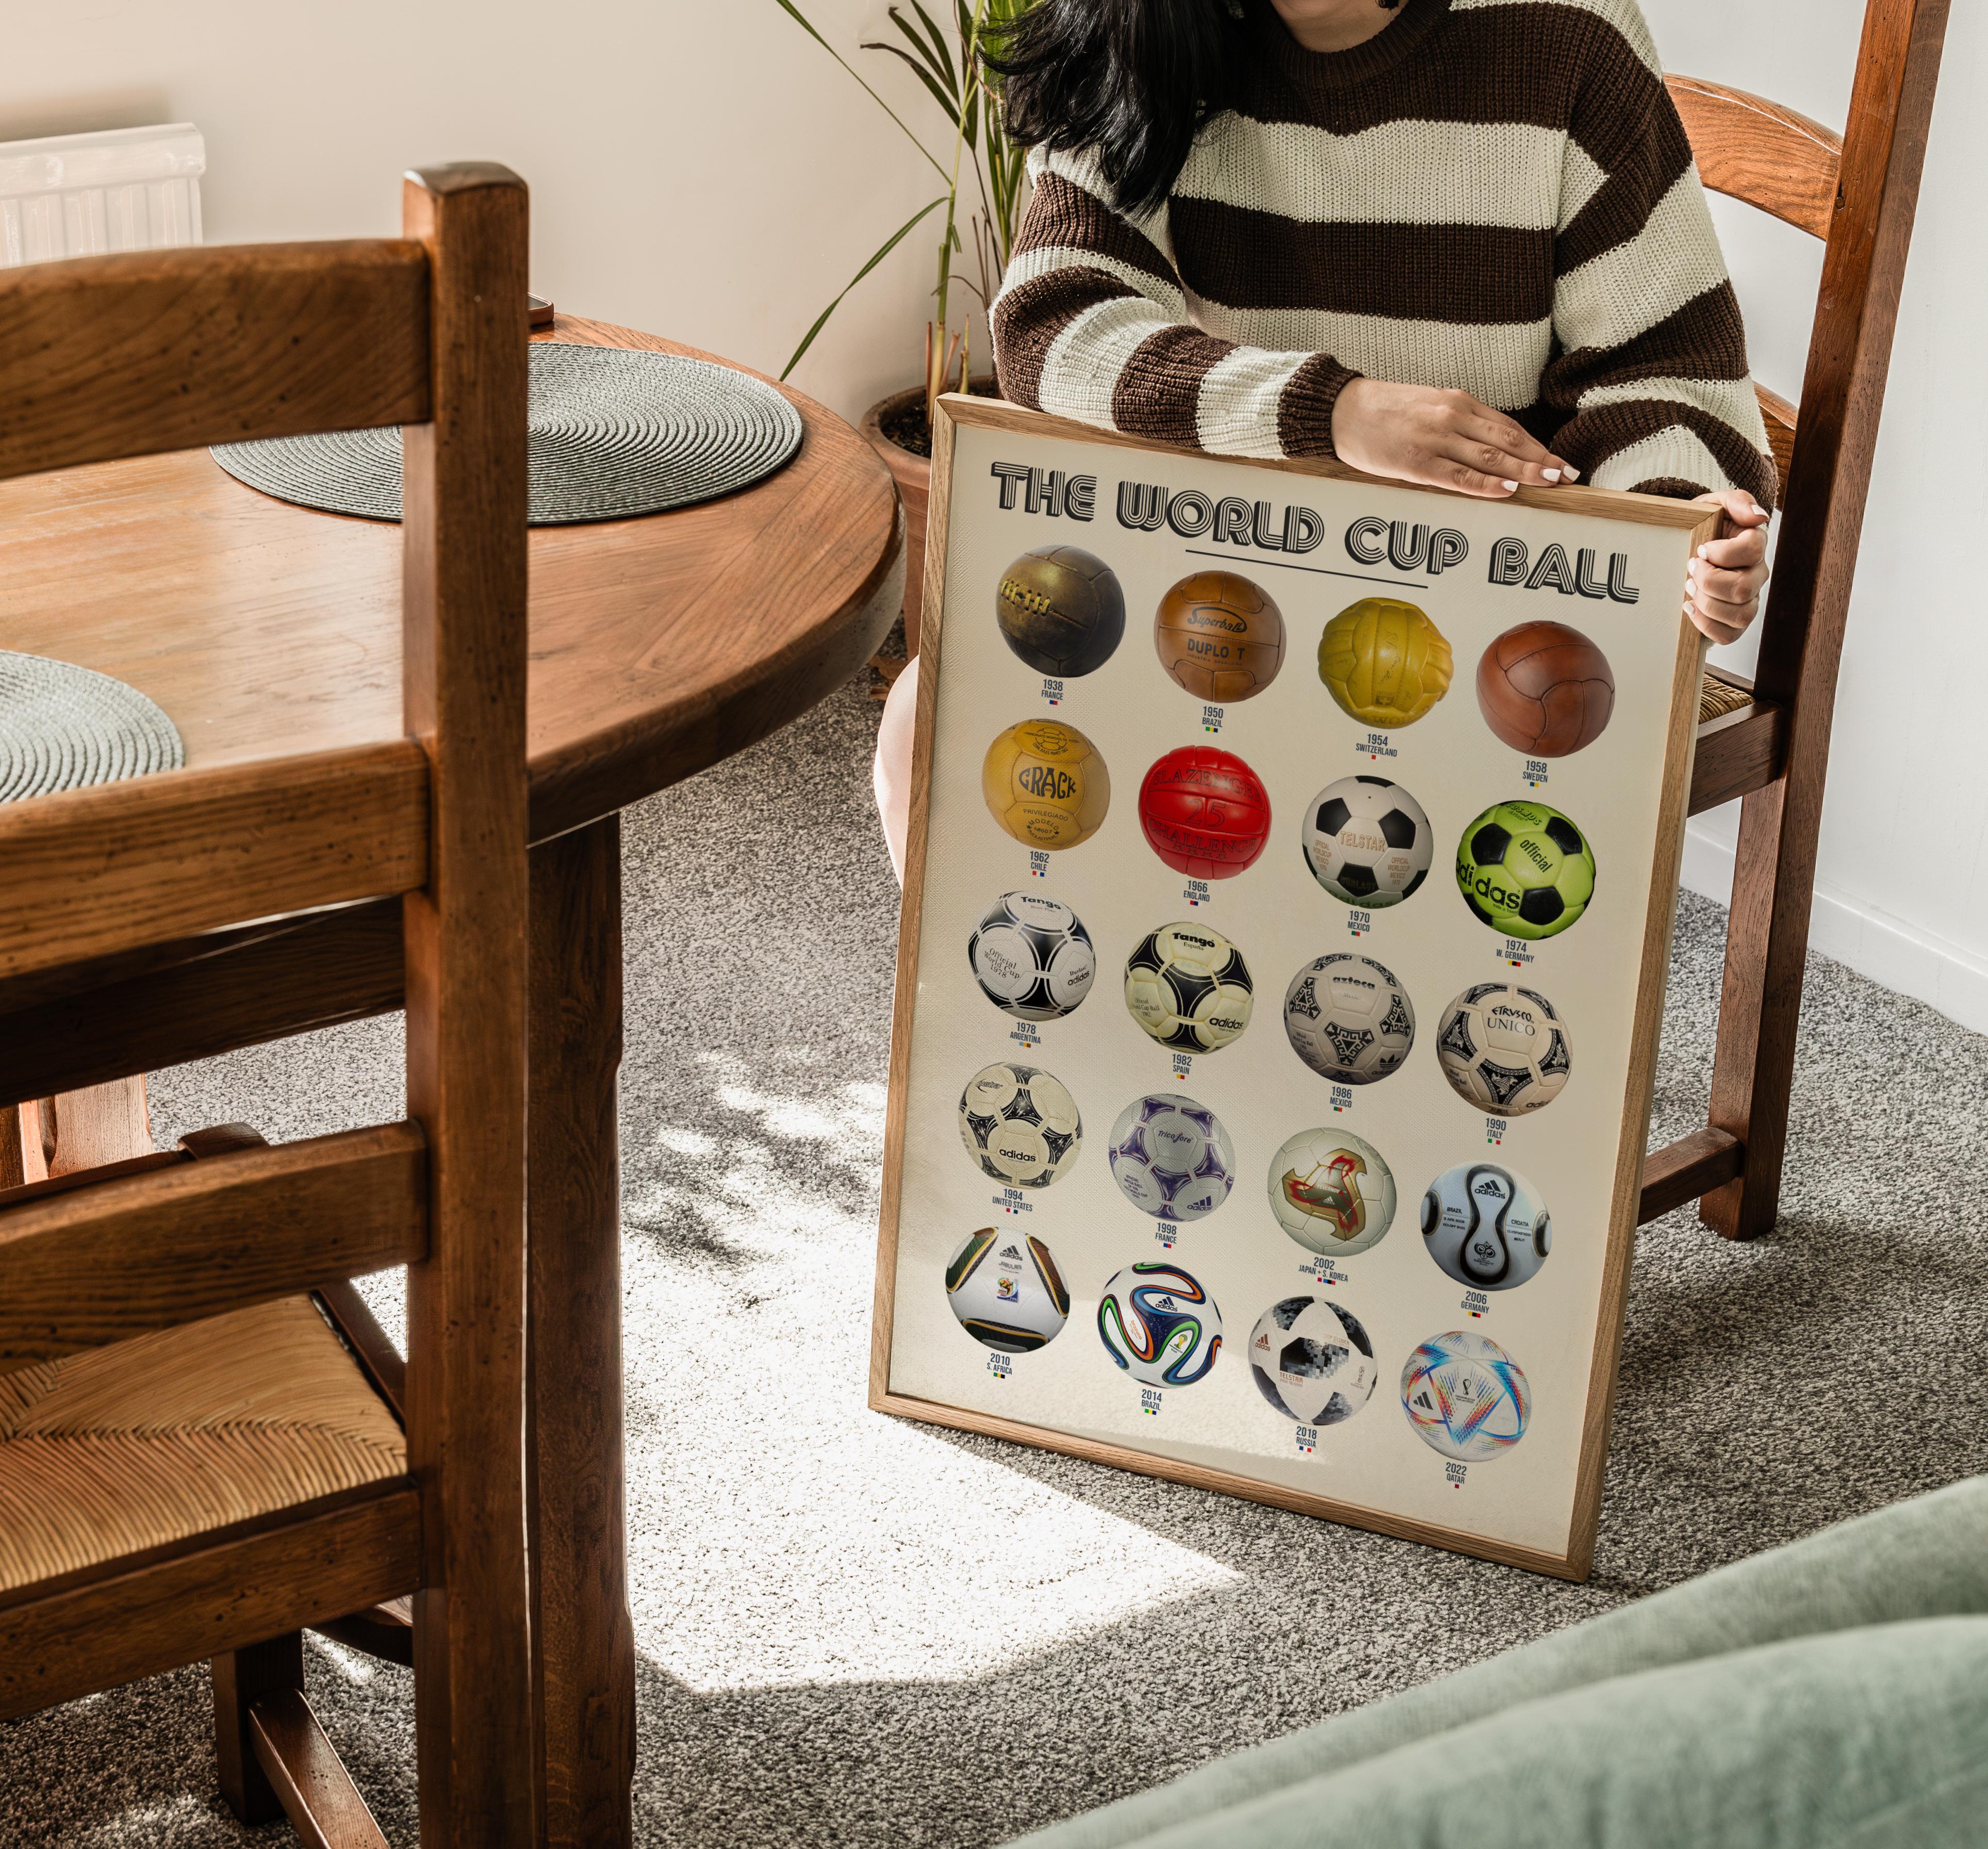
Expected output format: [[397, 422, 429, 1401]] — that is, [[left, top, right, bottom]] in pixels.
[[1564, 466, 1581, 481], [1541, 468, 1562, 483], [1501, 480, 1519, 492], [1697, 546, 1712, 559]]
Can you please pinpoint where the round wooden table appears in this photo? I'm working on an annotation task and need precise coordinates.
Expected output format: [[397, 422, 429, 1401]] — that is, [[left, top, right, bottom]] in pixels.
[[0, 315, 902, 1848]]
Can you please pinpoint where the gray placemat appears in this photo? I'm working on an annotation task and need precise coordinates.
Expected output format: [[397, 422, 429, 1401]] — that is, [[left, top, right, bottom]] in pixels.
[[1, 651, 185, 803], [211, 342, 804, 525]]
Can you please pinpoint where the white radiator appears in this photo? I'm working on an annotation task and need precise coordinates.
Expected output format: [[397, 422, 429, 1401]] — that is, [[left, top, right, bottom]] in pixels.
[[0, 123, 205, 267]]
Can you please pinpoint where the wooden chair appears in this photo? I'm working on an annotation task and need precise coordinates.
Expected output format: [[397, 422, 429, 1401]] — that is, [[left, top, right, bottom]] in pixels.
[[0, 163, 535, 1845], [1639, 0, 1950, 1240]]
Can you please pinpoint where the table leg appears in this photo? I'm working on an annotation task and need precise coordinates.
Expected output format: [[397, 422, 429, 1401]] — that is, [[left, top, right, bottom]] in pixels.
[[527, 817, 636, 1849]]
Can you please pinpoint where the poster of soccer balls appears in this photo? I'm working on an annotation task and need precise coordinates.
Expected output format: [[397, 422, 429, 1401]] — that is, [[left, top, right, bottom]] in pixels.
[[872, 397, 1714, 1579]]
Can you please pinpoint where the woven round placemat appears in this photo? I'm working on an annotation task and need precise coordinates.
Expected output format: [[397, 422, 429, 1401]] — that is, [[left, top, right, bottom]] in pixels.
[[1, 652, 185, 803], [211, 342, 804, 525]]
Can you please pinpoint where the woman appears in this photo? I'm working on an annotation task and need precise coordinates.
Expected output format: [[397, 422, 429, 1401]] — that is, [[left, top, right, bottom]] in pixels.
[[875, 0, 1773, 878]]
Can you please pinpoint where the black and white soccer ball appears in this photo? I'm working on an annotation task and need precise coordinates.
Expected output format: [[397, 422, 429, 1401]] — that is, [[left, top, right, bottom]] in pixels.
[[967, 892, 1097, 1022], [1302, 774, 1434, 908], [1123, 921, 1254, 1052], [1420, 1162, 1551, 1290], [957, 1062, 1082, 1189], [1248, 1295, 1377, 1425], [1436, 982, 1573, 1115], [1282, 953, 1415, 1084]]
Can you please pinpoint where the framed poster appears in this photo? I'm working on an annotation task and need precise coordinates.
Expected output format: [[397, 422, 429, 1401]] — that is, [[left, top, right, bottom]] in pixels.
[[871, 395, 1716, 1580]]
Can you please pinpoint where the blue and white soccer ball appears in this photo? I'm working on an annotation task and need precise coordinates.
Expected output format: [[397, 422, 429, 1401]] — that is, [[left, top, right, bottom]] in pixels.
[[1400, 1329, 1532, 1461], [1248, 1295, 1377, 1426], [967, 891, 1097, 1022], [1097, 1262, 1222, 1386], [1106, 1092, 1236, 1222], [945, 1228, 1071, 1353]]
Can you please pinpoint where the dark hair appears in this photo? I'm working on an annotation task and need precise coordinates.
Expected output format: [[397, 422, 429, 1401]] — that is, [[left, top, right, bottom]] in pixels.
[[993, 1, 1407, 218], [991, 0, 1247, 219]]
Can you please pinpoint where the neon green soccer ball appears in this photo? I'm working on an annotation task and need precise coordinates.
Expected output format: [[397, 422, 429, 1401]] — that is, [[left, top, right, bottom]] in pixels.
[[1455, 800, 1597, 940]]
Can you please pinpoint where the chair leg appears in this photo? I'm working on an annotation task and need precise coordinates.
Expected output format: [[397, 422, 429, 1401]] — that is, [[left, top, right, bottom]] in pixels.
[[1701, 775, 1812, 1241], [213, 1631, 305, 1824], [527, 816, 637, 1849]]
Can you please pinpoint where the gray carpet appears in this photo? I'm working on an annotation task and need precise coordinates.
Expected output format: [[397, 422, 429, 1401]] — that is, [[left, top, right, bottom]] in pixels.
[[7, 671, 1986, 1846]]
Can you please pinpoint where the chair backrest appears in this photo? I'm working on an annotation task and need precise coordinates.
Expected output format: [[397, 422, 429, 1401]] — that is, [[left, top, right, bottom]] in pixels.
[[1665, 73, 1842, 494], [1665, 0, 1948, 720], [0, 163, 534, 1834]]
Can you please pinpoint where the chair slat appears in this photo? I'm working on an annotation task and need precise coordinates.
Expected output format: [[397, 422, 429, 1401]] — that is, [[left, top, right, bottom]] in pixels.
[[1757, 381, 1798, 496], [0, 740, 428, 981], [0, 1122, 427, 1369], [1667, 75, 1844, 240], [0, 241, 430, 483], [0, 1488, 419, 1721]]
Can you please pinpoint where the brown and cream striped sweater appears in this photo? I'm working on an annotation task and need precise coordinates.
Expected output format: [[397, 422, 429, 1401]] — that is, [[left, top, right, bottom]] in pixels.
[[990, 0, 1777, 509]]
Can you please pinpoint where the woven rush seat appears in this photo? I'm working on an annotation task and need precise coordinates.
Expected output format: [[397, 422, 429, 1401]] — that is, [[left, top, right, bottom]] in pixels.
[[0, 1294, 404, 1596], [1699, 669, 1755, 724]]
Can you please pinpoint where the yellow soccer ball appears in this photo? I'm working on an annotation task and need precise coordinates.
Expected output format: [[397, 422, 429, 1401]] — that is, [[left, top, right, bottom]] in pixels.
[[1318, 598, 1454, 728], [982, 719, 1111, 850]]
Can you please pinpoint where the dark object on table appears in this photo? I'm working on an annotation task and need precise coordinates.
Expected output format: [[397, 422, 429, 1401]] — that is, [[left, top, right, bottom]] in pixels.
[[211, 342, 802, 525], [529, 293, 554, 328]]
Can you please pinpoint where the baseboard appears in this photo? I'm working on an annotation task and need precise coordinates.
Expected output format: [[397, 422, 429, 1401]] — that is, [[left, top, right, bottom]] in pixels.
[[1681, 819, 1988, 1036]]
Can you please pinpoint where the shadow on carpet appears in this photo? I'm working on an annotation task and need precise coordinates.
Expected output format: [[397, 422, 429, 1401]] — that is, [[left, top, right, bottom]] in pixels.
[[6, 675, 1984, 1847]]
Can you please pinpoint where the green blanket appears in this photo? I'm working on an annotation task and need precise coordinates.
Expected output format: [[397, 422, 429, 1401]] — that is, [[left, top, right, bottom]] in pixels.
[[1010, 1475, 1988, 1849]]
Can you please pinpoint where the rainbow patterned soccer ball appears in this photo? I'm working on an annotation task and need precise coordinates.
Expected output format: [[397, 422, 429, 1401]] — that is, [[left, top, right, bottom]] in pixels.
[[1400, 1329, 1532, 1461], [1097, 1262, 1222, 1386], [1107, 1093, 1236, 1223]]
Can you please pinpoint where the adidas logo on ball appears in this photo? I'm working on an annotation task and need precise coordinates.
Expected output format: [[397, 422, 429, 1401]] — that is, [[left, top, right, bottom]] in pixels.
[[1255, 1333, 1271, 1349], [1000, 1244, 1023, 1259], [1475, 1179, 1505, 1197]]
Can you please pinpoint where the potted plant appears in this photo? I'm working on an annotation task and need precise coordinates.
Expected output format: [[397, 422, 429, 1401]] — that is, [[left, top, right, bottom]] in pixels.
[[774, 0, 1034, 661]]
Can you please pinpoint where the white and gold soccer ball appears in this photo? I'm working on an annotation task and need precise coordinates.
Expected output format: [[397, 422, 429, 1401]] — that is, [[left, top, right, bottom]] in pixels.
[[1436, 982, 1572, 1115], [1124, 921, 1254, 1053], [957, 1062, 1082, 1189], [1282, 953, 1415, 1084], [1266, 1127, 1396, 1256]]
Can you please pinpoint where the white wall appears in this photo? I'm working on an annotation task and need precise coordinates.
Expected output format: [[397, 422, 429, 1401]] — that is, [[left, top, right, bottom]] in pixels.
[[8, 2, 1984, 1029], [1640, 0, 1988, 1032], [0, 1, 952, 424]]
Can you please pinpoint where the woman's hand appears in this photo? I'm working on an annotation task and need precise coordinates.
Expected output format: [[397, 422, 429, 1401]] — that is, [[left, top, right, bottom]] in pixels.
[[1330, 378, 1576, 499], [1686, 490, 1772, 645]]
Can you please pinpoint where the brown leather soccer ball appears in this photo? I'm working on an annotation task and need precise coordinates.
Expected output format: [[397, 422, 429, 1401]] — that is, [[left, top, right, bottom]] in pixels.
[[1475, 621, 1616, 757], [1154, 571, 1286, 703]]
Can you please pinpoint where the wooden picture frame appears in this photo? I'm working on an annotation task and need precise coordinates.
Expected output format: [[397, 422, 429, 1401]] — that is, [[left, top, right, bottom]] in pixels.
[[872, 395, 1717, 1580]]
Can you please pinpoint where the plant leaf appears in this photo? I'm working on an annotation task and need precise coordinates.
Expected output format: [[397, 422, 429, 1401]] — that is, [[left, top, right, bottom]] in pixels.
[[768, 0, 949, 181], [780, 196, 949, 378], [902, 0, 960, 89], [862, 39, 961, 124]]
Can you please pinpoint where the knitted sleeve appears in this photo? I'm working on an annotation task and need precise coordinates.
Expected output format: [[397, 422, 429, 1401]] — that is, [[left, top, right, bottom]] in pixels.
[[990, 145, 1359, 459], [1538, 5, 1778, 508]]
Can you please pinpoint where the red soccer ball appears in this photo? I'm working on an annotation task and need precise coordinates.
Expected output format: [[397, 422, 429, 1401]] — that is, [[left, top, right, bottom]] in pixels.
[[1138, 747, 1273, 880]]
